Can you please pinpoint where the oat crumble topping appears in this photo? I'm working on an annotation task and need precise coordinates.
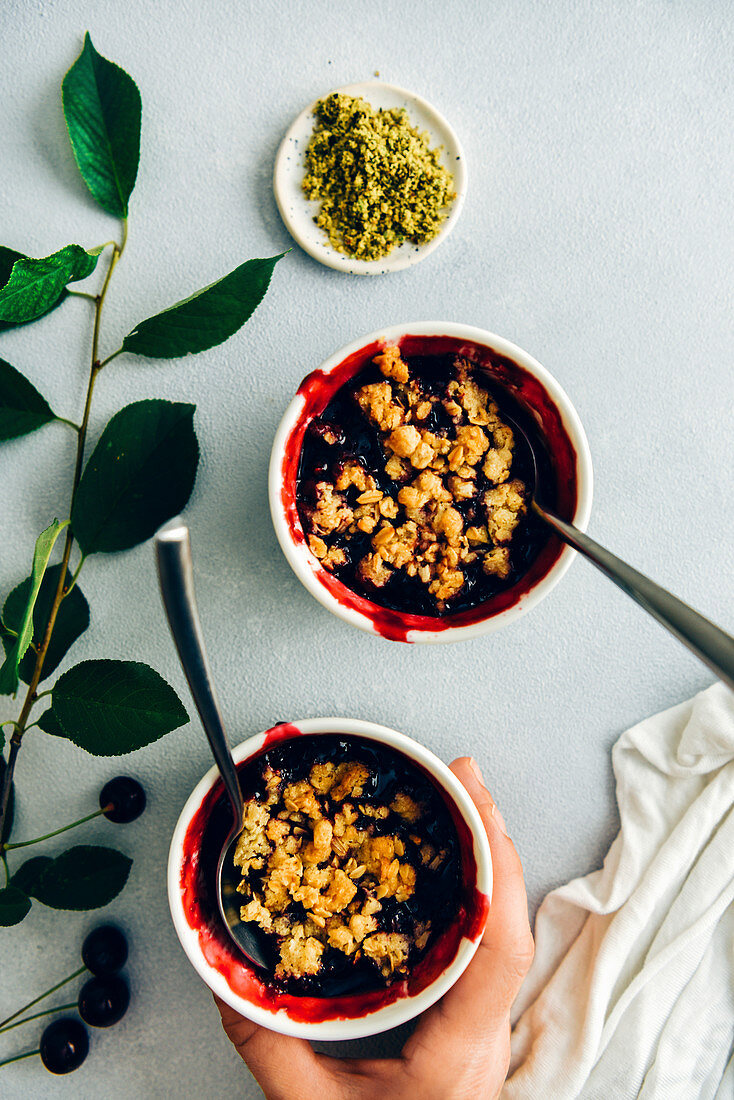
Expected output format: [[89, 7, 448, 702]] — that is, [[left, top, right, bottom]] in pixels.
[[233, 756, 448, 984], [299, 347, 530, 611]]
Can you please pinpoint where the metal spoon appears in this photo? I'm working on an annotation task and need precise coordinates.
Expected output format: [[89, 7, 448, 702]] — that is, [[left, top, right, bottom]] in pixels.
[[155, 520, 268, 967], [504, 415, 734, 690]]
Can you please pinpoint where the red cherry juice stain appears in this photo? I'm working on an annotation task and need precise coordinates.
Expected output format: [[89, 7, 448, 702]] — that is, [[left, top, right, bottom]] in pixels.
[[261, 721, 302, 750], [280, 334, 579, 642], [179, 725, 489, 1024]]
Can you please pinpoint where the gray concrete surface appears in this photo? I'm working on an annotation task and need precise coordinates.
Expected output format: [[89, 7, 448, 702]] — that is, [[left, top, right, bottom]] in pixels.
[[1, 0, 732, 1095]]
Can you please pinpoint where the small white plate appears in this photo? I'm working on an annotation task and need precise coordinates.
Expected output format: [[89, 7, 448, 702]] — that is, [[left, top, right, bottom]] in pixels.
[[273, 82, 467, 276]]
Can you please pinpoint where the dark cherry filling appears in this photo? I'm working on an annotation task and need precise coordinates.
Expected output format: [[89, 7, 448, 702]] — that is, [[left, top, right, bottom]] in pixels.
[[201, 736, 459, 997], [180, 727, 489, 1022], [295, 353, 558, 617]]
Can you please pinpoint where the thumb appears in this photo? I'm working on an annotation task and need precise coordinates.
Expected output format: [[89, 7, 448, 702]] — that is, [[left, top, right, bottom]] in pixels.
[[451, 756, 537, 990], [450, 757, 534, 1004], [401, 758, 533, 1093]]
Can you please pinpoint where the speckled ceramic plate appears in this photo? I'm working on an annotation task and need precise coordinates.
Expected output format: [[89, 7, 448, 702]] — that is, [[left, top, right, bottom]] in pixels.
[[273, 81, 467, 276]]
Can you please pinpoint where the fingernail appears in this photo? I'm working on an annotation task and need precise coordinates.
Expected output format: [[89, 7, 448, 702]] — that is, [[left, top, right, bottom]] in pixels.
[[468, 758, 508, 835], [491, 803, 509, 837], [468, 757, 484, 783]]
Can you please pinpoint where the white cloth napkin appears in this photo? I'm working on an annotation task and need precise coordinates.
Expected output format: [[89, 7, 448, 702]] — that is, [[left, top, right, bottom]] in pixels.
[[503, 682, 734, 1100]]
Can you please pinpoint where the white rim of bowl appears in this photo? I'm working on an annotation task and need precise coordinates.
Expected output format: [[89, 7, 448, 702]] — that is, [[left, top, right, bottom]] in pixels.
[[168, 717, 492, 1041], [273, 82, 467, 275], [269, 322, 594, 643]]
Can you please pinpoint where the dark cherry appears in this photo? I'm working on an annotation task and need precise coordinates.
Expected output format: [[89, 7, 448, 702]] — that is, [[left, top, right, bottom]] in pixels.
[[39, 1017, 89, 1074], [100, 776, 146, 823], [78, 974, 130, 1028], [81, 924, 128, 975]]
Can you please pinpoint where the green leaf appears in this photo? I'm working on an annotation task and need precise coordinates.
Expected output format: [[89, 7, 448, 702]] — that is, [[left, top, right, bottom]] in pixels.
[[62, 33, 141, 218], [0, 885, 31, 926], [0, 245, 99, 325], [1, 565, 90, 684], [121, 254, 286, 359], [0, 358, 59, 441], [71, 399, 198, 555], [24, 845, 131, 910], [0, 520, 68, 696], [37, 659, 188, 755], [0, 247, 69, 331], [0, 757, 15, 845], [11, 856, 52, 895]]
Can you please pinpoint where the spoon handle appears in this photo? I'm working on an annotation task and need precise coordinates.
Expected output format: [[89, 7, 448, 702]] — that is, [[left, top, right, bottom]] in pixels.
[[534, 502, 734, 691], [154, 521, 244, 829]]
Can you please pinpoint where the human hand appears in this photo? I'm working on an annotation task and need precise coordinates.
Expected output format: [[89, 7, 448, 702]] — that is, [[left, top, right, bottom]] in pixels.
[[215, 756, 534, 1100]]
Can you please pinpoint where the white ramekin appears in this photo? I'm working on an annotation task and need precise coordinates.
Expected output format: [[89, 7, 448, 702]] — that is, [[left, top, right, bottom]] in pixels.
[[168, 717, 492, 1041], [269, 322, 593, 643]]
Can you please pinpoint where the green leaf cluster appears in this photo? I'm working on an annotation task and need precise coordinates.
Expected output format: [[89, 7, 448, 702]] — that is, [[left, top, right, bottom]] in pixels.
[[0, 31, 285, 437], [0, 31, 286, 927]]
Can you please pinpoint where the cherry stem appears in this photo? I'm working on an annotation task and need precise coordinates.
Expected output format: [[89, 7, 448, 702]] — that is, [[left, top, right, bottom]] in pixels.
[[0, 1002, 77, 1036], [0, 967, 86, 1030], [4, 805, 113, 851], [66, 289, 97, 302], [56, 416, 82, 431], [0, 1049, 40, 1068]]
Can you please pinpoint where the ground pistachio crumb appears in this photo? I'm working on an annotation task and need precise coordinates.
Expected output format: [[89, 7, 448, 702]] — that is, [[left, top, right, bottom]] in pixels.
[[302, 92, 456, 261]]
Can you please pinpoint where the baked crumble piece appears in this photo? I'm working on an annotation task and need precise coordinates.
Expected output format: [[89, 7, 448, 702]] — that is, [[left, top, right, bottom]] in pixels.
[[297, 348, 547, 615], [232, 739, 461, 991]]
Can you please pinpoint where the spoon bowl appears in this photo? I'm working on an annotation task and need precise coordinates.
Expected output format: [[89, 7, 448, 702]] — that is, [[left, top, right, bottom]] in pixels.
[[155, 521, 269, 969], [216, 835, 269, 964]]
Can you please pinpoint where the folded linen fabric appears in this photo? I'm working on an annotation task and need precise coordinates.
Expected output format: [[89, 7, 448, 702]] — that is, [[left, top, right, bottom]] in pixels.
[[503, 683, 734, 1100]]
